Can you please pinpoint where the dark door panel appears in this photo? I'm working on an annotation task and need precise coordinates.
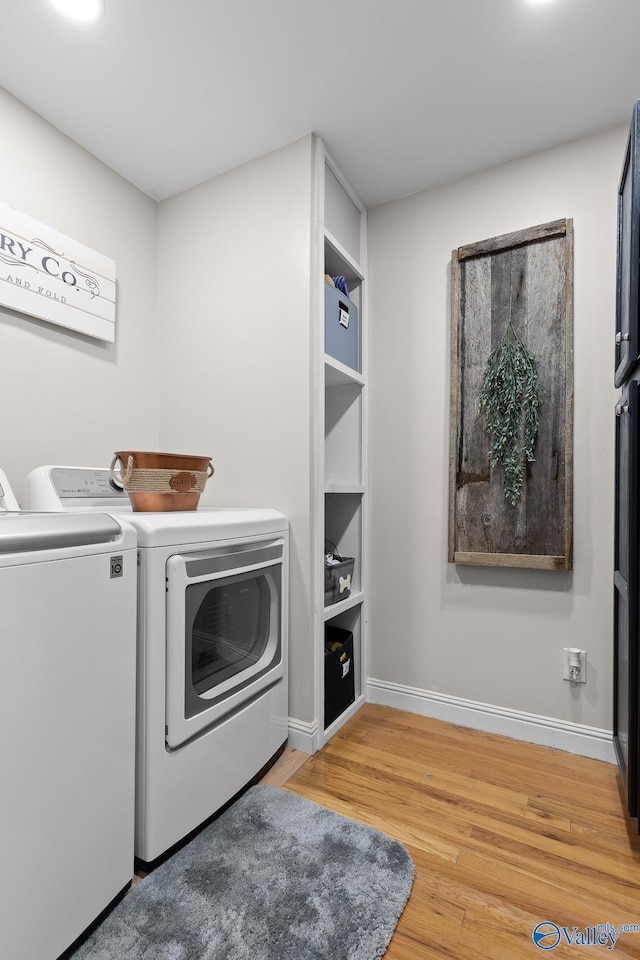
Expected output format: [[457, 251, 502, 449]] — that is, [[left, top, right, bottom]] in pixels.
[[615, 102, 640, 387], [614, 378, 639, 816]]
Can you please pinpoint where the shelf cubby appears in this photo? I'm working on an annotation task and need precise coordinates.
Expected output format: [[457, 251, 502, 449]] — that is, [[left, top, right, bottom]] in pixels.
[[325, 384, 363, 487], [325, 492, 363, 589]]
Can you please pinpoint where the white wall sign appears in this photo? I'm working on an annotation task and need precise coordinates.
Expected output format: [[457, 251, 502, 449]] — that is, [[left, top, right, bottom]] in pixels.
[[0, 202, 116, 342]]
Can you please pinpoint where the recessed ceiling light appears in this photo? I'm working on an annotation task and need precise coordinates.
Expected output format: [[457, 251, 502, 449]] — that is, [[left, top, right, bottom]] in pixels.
[[48, 0, 104, 22]]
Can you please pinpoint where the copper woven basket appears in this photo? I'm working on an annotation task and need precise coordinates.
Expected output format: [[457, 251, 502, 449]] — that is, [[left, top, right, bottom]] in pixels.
[[111, 451, 214, 512]]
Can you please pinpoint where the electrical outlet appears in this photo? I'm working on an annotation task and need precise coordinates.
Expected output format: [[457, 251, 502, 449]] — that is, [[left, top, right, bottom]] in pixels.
[[563, 647, 586, 683]]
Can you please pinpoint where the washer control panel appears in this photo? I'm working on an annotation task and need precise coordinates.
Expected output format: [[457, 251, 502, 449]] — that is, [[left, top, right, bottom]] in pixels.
[[25, 466, 131, 511]]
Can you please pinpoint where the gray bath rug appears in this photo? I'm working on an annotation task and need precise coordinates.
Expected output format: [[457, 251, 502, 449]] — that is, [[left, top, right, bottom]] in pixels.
[[72, 785, 414, 960]]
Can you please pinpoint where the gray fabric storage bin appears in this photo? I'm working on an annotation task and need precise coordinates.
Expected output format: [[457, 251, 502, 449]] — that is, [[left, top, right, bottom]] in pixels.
[[324, 555, 355, 607], [324, 282, 360, 372]]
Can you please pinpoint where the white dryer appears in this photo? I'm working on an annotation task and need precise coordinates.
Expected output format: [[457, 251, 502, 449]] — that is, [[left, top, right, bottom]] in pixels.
[[0, 469, 136, 960], [26, 466, 289, 864]]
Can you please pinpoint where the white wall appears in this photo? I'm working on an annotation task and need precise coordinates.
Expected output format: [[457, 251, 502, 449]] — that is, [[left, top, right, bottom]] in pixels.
[[157, 136, 316, 722], [0, 90, 159, 504], [367, 125, 626, 732]]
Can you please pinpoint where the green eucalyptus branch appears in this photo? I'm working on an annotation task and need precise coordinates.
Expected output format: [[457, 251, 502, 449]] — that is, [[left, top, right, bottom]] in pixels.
[[477, 313, 540, 507]]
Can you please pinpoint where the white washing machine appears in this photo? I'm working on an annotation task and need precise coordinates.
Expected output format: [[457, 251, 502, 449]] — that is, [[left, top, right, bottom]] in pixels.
[[0, 467, 20, 511], [0, 468, 137, 960], [26, 466, 289, 864]]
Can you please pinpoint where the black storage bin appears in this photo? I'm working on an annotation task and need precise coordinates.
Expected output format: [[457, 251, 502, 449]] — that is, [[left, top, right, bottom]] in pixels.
[[324, 555, 355, 607], [324, 626, 355, 728]]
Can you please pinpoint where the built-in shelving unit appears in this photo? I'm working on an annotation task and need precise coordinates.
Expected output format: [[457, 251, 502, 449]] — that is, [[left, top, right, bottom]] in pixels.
[[314, 138, 367, 745]]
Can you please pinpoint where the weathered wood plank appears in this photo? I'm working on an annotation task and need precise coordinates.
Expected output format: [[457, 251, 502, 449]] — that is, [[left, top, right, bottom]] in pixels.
[[453, 552, 567, 570], [456, 254, 493, 554], [489, 246, 525, 554], [563, 220, 575, 567], [448, 253, 462, 563], [456, 219, 568, 261], [449, 220, 573, 569], [526, 236, 565, 556]]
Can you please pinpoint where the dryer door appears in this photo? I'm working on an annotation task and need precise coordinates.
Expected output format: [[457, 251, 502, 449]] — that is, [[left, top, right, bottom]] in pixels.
[[165, 538, 286, 748]]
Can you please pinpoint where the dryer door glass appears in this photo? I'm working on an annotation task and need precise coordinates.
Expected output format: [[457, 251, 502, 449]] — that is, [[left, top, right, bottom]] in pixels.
[[192, 575, 269, 692], [184, 567, 281, 719]]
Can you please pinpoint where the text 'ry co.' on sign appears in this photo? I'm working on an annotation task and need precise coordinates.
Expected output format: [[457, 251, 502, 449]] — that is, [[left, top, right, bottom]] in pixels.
[[0, 202, 116, 343]]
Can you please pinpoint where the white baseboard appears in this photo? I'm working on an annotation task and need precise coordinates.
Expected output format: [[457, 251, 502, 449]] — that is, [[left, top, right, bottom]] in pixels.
[[367, 678, 616, 764], [287, 716, 318, 754]]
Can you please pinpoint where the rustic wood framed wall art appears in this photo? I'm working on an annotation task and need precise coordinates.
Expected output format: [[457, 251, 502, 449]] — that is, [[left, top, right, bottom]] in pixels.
[[448, 219, 573, 570]]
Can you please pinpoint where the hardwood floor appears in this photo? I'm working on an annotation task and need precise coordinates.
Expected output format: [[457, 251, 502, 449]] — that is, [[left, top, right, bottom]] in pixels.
[[278, 704, 640, 959]]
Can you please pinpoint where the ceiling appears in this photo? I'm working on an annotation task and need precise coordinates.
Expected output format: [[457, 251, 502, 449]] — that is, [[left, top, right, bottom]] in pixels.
[[1, 0, 639, 208]]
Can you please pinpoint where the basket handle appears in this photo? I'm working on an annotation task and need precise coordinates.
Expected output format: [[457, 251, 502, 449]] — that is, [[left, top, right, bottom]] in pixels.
[[324, 538, 343, 560], [109, 454, 135, 489]]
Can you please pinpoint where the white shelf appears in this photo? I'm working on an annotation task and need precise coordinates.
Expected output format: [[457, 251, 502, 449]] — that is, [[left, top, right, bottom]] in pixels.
[[325, 355, 364, 388], [325, 483, 365, 494], [324, 590, 365, 621]]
